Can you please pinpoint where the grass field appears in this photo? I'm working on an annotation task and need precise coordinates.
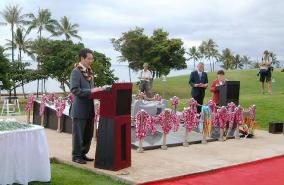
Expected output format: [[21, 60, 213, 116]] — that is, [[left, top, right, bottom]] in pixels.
[[134, 69, 284, 129], [19, 162, 127, 185]]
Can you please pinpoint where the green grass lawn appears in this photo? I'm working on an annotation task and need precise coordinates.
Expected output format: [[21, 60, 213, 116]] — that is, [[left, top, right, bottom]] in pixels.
[[24, 163, 127, 185], [134, 68, 284, 129]]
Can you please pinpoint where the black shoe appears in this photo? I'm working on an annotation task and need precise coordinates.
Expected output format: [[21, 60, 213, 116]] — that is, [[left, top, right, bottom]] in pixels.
[[72, 158, 87, 164], [83, 155, 94, 161]]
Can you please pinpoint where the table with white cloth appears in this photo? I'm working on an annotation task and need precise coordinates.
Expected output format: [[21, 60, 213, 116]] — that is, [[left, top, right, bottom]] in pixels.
[[0, 125, 51, 185]]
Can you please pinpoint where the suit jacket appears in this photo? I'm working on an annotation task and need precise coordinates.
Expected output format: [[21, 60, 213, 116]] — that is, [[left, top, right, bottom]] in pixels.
[[70, 68, 94, 119], [189, 70, 208, 97]]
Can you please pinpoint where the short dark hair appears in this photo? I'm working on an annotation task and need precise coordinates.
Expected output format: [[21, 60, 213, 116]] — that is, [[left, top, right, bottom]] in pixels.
[[217, 70, 225, 75], [79, 48, 93, 59]]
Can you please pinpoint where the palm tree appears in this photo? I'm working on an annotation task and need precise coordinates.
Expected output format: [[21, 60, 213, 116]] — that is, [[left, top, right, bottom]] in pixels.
[[6, 28, 33, 98], [233, 54, 244, 69], [241, 55, 251, 69], [53, 16, 81, 41], [220, 48, 234, 70], [205, 39, 218, 72], [27, 8, 57, 96], [1, 5, 28, 63], [187, 46, 201, 69], [270, 52, 280, 68]]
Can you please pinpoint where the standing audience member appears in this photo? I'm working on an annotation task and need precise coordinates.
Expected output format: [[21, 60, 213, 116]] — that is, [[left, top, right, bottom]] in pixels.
[[138, 63, 153, 97], [189, 62, 208, 113], [259, 50, 272, 94]]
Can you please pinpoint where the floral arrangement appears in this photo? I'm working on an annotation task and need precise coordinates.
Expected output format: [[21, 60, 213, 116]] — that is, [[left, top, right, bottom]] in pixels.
[[55, 98, 66, 118], [135, 110, 150, 140], [170, 96, 179, 110], [39, 94, 47, 116], [25, 94, 34, 112], [183, 107, 198, 132], [154, 94, 162, 102]]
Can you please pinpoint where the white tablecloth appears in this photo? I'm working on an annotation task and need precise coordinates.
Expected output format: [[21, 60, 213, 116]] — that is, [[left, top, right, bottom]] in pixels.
[[0, 125, 51, 185]]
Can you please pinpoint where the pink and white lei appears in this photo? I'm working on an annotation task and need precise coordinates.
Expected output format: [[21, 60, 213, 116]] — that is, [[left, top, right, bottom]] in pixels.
[[158, 109, 180, 134], [227, 102, 236, 129], [235, 105, 244, 126], [218, 106, 228, 129], [182, 107, 199, 132], [171, 96, 179, 110], [55, 98, 66, 118], [25, 94, 34, 112], [135, 110, 150, 140], [39, 95, 47, 116], [248, 105, 256, 122]]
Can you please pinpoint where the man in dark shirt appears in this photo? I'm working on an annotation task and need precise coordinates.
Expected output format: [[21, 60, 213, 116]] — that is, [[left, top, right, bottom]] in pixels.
[[189, 62, 208, 113]]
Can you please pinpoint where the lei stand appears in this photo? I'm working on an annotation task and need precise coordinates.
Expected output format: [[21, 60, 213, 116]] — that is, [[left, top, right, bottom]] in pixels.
[[159, 109, 172, 150], [25, 94, 34, 124], [226, 102, 236, 140], [135, 110, 149, 153], [218, 106, 228, 141], [39, 94, 47, 127], [171, 96, 179, 114], [55, 98, 66, 133], [234, 106, 243, 139]]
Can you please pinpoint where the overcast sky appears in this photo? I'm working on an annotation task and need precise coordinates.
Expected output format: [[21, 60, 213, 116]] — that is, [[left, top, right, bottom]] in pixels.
[[1, 0, 284, 64]]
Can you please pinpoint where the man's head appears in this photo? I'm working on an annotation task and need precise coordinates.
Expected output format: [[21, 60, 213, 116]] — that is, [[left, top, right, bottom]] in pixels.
[[217, 70, 225, 81], [143, 63, 149, 70], [197, 62, 204, 72], [79, 48, 94, 68]]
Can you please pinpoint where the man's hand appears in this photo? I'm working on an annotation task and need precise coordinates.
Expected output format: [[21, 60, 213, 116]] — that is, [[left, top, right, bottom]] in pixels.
[[91, 87, 104, 93]]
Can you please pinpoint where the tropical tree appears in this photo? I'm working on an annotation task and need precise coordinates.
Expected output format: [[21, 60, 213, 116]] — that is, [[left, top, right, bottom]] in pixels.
[[0, 46, 12, 91], [270, 52, 280, 68], [220, 48, 234, 70], [0, 5, 28, 63], [53, 16, 81, 41], [112, 27, 186, 78], [187, 46, 201, 69], [233, 54, 244, 69], [241, 55, 252, 69], [27, 8, 57, 96]]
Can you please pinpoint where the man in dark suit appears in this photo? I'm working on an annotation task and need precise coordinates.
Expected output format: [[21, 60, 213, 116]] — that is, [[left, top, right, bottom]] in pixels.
[[70, 48, 103, 164], [189, 62, 208, 113]]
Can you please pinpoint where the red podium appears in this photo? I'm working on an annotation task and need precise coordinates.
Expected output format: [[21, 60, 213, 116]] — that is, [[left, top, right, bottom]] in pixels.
[[90, 83, 132, 171]]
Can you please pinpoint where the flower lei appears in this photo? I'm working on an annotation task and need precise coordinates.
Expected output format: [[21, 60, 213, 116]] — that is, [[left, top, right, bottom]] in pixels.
[[218, 106, 228, 129], [136, 92, 146, 100], [182, 107, 198, 132], [248, 105, 256, 123], [158, 109, 180, 134], [145, 116, 158, 135], [46, 93, 57, 103], [235, 105, 244, 126], [55, 98, 66, 118], [154, 94, 162, 102], [67, 93, 74, 105], [227, 102, 236, 129], [189, 98, 198, 114], [39, 95, 47, 116], [135, 110, 150, 140], [171, 96, 179, 110], [25, 94, 34, 112], [75, 63, 94, 81]]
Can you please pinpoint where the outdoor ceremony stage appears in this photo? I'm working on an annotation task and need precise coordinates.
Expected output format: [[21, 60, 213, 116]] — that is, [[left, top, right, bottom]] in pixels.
[[11, 115, 284, 185]]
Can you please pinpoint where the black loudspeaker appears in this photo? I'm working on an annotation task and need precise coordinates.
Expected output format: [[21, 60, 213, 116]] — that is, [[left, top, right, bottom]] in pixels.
[[219, 81, 240, 106], [269, 122, 283, 134]]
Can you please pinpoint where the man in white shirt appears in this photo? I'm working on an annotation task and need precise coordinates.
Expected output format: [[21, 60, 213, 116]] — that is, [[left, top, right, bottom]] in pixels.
[[138, 63, 153, 97]]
